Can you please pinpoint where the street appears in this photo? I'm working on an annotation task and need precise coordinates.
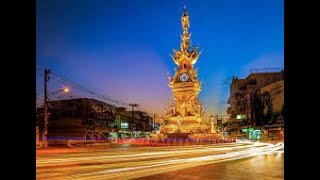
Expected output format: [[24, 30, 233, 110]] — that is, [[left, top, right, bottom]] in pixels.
[[36, 141, 284, 180], [136, 149, 284, 180]]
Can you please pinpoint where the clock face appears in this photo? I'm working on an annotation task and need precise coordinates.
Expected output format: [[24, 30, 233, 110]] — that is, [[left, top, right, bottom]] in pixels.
[[180, 73, 189, 82]]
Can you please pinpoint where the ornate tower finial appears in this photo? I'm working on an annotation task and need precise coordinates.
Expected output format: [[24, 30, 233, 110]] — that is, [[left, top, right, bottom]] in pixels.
[[180, 6, 190, 52], [181, 6, 190, 31], [170, 4, 201, 66]]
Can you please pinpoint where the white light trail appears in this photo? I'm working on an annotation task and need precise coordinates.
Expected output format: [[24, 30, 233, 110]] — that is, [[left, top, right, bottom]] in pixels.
[[36, 142, 284, 180]]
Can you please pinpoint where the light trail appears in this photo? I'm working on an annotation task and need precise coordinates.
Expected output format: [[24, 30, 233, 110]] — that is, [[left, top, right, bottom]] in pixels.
[[36, 142, 259, 165], [36, 142, 284, 180]]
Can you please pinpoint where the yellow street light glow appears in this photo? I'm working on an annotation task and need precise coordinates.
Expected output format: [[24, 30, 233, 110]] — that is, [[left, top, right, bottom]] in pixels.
[[63, 87, 69, 93]]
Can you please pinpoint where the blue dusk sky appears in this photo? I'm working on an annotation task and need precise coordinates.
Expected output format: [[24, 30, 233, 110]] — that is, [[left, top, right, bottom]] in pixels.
[[36, 0, 284, 117]]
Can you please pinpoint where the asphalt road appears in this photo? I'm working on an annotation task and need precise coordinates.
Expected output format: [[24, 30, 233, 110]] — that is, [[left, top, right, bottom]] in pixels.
[[36, 141, 284, 180], [136, 152, 284, 180]]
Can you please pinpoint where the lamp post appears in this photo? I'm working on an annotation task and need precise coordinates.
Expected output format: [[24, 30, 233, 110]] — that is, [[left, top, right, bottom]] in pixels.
[[42, 81, 70, 149], [42, 69, 50, 149], [153, 114, 156, 131]]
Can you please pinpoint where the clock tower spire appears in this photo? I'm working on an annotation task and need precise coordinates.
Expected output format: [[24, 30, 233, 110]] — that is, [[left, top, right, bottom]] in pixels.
[[161, 6, 208, 134], [170, 6, 201, 69]]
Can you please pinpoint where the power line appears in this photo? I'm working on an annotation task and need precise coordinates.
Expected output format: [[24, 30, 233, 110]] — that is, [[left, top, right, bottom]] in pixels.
[[36, 69, 159, 116], [50, 71, 129, 106], [37, 69, 117, 104]]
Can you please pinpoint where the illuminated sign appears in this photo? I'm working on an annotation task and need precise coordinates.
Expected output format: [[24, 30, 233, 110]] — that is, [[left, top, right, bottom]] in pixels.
[[121, 122, 129, 129], [242, 128, 254, 132], [236, 114, 247, 120]]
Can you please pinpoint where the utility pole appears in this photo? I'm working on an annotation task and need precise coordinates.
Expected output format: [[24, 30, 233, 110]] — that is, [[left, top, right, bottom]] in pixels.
[[42, 69, 50, 148], [216, 115, 219, 132], [153, 113, 156, 131], [128, 103, 139, 136]]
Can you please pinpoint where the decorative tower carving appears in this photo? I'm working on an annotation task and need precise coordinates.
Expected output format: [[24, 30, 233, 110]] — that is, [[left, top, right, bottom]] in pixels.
[[161, 6, 206, 134]]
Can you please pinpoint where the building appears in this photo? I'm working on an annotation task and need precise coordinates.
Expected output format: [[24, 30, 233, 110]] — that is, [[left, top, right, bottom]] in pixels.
[[255, 80, 284, 140], [115, 107, 152, 137], [46, 98, 116, 141], [160, 6, 209, 133], [149, 114, 160, 131], [36, 98, 153, 142], [226, 70, 284, 139]]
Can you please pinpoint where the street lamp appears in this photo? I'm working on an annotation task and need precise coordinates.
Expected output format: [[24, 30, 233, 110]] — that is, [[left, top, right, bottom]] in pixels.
[[42, 86, 70, 148], [63, 87, 69, 93], [49, 87, 70, 96]]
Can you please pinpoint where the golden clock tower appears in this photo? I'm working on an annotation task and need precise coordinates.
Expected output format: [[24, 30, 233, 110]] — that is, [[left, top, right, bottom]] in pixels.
[[161, 6, 208, 134]]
